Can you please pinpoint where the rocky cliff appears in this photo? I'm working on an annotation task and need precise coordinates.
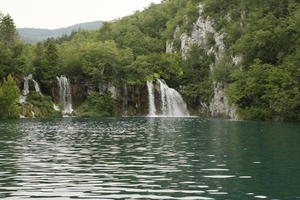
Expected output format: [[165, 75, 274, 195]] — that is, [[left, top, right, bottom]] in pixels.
[[166, 4, 240, 120]]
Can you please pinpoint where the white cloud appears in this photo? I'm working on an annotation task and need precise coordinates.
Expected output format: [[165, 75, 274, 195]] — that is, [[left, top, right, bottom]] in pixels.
[[1, 0, 163, 29]]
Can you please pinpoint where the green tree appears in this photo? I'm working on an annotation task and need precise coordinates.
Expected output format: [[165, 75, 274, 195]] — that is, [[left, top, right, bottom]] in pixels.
[[80, 41, 124, 83], [58, 43, 83, 81], [0, 14, 32, 79], [0, 41, 12, 78], [38, 39, 59, 84], [0, 14, 17, 47], [0, 75, 20, 119], [46, 39, 59, 68], [10, 41, 32, 78], [34, 42, 48, 82], [128, 53, 183, 85]]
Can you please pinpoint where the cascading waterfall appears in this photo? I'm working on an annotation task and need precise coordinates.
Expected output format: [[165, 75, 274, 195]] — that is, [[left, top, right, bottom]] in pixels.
[[19, 74, 42, 118], [157, 79, 189, 117], [122, 84, 129, 116], [147, 80, 157, 117], [19, 74, 42, 104], [147, 79, 189, 117], [19, 75, 31, 104], [23, 74, 32, 96], [56, 76, 73, 114], [33, 80, 41, 94]]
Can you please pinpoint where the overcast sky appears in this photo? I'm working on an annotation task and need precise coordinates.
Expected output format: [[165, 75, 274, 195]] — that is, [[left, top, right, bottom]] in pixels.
[[1, 0, 163, 29]]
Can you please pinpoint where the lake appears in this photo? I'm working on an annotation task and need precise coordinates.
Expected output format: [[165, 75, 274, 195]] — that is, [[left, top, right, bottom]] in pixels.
[[0, 117, 299, 200]]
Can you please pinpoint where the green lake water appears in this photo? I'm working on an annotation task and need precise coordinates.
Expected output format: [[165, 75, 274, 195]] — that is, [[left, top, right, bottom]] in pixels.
[[0, 117, 299, 200]]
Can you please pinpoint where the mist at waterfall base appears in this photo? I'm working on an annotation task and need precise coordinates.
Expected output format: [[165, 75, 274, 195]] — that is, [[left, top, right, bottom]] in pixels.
[[0, 117, 299, 200], [147, 79, 190, 117]]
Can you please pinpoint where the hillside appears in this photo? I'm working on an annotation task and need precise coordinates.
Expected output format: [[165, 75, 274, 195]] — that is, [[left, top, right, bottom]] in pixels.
[[0, 0, 299, 121], [17, 20, 103, 43]]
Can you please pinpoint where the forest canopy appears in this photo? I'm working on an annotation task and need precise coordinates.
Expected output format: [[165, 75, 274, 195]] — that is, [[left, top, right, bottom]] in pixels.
[[0, 0, 299, 121]]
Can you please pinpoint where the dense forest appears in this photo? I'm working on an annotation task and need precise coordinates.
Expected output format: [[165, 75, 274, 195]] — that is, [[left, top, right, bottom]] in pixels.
[[0, 0, 299, 121]]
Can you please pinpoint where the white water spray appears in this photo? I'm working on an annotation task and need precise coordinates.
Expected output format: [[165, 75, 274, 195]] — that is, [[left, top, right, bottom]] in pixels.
[[56, 76, 73, 114], [147, 80, 157, 117], [33, 80, 41, 94], [23, 74, 32, 96], [53, 104, 60, 111], [146, 79, 189, 117]]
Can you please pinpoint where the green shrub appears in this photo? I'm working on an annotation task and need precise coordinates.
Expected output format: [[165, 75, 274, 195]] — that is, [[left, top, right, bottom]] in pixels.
[[0, 75, 20, 119], [238, 107, 272, 121], [180, 78, 213, 107], [21, 91, 62, 118], [76, 92, 117, 117]]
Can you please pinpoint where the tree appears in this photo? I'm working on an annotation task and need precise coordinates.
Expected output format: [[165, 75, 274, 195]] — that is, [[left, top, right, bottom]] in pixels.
[[0, 75, 20, 119], [128, 53, 183, 86], [81, 41, 123, 83], [0, 41, 12, 78], [0, 14, 17, 47], [0, 14, 31, 79], [45, 39, 59, 68], [33, 42, 47, 81], [38, 39, 59, 84]]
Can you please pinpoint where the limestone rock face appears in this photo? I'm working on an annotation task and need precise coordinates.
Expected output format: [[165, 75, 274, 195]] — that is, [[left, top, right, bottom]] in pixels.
[[209, 82, 239, 120], [232, 56, 242, 66], [108, 83, 117, 99], [97, 82, 118, 99], [166, 41, 174, 53], [166, 26, 180, 54], [180, 5, 224, 61], [175, 4, 239, 119]]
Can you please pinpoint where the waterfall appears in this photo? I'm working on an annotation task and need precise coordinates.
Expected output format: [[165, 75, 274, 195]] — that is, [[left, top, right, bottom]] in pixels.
[[19, 74, 42, 104], [56, 76, 73, 114], [23, 74, 32, 96], [157, 79, 189, 117], [147, 80, 157, 116], [19, 95, 27, 104], [33, 80, 41, 94], [147, 79, 189, 117], [122, 84, 128, 116], [31, 111, 35, 118], [53, 104, 60, 111]]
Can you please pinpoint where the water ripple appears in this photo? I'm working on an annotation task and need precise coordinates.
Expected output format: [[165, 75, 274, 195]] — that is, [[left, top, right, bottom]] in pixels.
[[0, 117, 299, 199]]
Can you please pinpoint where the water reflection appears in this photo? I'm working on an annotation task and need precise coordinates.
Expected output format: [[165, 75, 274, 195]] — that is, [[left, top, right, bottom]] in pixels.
[[0, 117, 299, 199]]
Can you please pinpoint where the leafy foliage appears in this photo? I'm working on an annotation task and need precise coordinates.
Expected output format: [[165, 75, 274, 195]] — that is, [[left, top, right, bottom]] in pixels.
[[180, 45, 214, 107], [217, 0, 300, 121], [0, 75, 20, 119], [21, 91, 62, 118], [76, 92, 117, 117], [0, 0, 299, 121], [0, 14, 32, 79], [0, 14, 17, 47]]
